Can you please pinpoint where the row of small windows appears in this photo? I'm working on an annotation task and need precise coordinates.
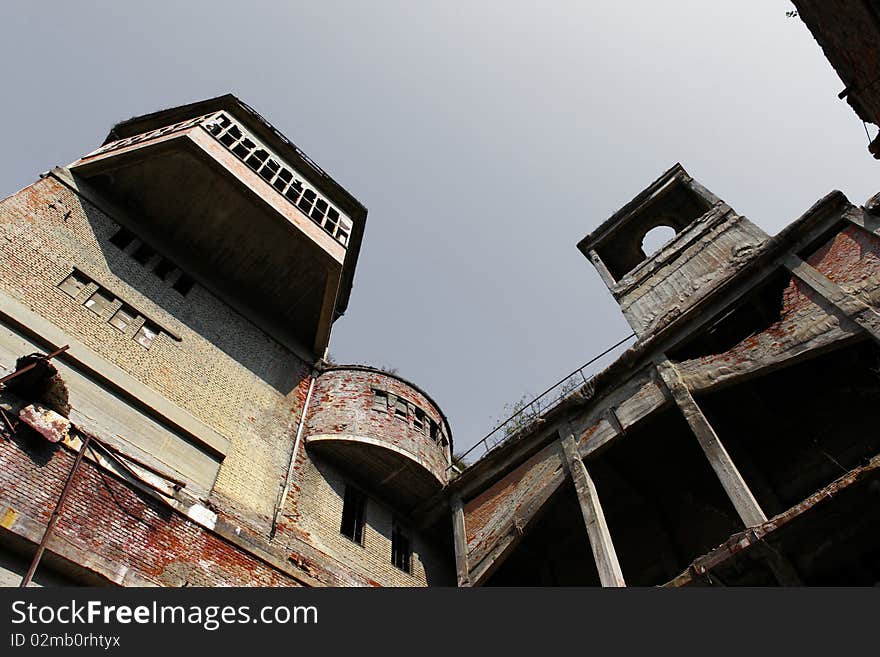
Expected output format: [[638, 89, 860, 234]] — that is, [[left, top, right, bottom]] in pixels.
[[87, 112, 355, 249], [203, 112, 353, 247], [58, 270, 164, 350], [372, 389, 448, 447], [109, 227, 194, 296], [340, 484, 412, 574]]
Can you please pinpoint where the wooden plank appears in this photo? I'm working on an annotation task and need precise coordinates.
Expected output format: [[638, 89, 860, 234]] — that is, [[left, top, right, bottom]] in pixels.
[[560, 432, 626, 587], [655, 359, 767, 528], [845, 207, 880, 239], [784, 254, 880, 344], [450, 495, 470, 587], [587, 249, 617, 289]]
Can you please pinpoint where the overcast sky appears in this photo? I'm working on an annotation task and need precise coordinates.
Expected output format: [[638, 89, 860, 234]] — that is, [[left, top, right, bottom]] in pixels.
[[1, 1, 877, 458]]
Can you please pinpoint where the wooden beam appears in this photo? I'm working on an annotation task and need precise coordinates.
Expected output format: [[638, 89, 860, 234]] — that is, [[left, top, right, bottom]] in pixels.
[[560, 432, 626, 587], [450, 494, 470, 587], [587, 249, 617, 289], [655, 359, 768, 528], [784, 254, 880, 344], [467, 467, 567, 586], [845, 206, 880, 239]]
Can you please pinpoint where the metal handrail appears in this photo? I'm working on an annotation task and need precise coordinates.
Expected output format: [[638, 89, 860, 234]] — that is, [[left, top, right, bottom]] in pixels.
[[451, 333, 636, 469]]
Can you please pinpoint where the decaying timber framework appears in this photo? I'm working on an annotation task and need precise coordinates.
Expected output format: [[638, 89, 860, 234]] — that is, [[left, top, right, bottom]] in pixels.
[[449, 164, 880, 586]]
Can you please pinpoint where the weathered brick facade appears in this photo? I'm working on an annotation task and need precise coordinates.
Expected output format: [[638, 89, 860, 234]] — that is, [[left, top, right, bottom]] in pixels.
[[0, 174, 312, 530], [288, 367, 454, 587], [0, 429, 305, 587], [0, 96, 456, 588]]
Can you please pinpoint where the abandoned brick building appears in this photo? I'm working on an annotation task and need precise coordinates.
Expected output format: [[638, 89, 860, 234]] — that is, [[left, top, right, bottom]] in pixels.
[[3, 89, 880, 587], [448, 164, 880, 586], [0, 96, 456, 587]]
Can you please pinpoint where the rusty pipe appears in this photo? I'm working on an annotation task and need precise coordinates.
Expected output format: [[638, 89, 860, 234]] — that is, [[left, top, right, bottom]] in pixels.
[[0, 345, 69, 386], [20, 432, 91, 587]]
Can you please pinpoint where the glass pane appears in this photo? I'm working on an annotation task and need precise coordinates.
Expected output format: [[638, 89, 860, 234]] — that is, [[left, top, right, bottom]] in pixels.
[[109, 308, 133, 332], [84, 290, 113, 316], [134, 324, 158, 349]]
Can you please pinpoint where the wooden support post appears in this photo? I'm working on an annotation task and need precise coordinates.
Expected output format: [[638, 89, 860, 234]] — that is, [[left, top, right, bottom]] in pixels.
[[587, 249, 617, 289], [450, 494, 470, 587], [784, 254, 880, 344], [655, 360, 767, 528], [560, 432, 626, 587]]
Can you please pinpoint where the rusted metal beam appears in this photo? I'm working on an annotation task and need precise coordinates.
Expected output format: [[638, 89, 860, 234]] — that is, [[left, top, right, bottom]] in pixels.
[[655, 359, 767, 528], [560, 431, 626, 587], [0, 345, 69, 386], [20, 432, 91, 587]]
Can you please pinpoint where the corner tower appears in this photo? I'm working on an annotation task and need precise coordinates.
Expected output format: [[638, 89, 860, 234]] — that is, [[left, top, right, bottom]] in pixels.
[[578, 164, 769, 337]]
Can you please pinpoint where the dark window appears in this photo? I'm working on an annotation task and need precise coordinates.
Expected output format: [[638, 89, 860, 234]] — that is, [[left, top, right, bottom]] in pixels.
[[340, 485, 367, 544], [132, 242, 155, 265], [58, 270, 89, 298], [109, 227, 135, 250], [173, 274, 194, 296], [83, 289, 114, 316], [134, 322, 159, 350], [109, 305, 135, 333], [395, 398, 408, 421], [391, 520, 412, 573], [153, 258, 175, 280], [273, 169, 293, 193], [298, 189, 316, 215], [285, 180, 304, 203], [372, 389, 388, 411], [413, 408, 426, 433]]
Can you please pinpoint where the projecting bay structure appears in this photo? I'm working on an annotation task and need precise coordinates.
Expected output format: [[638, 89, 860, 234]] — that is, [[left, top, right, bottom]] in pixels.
[[449, 164, 880, 586], [0, 96, 455, 587]]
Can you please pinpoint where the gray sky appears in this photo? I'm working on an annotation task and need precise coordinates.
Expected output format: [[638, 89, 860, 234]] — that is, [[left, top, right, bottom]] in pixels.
[[2, 1, 877, 458]]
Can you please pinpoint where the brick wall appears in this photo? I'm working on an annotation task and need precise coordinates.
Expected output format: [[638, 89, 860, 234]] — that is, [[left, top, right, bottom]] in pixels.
[[291, 455, 453, 586], [0, 175, 310, 533], [0, 430, 303, 587], [277, 367, 455, 586]]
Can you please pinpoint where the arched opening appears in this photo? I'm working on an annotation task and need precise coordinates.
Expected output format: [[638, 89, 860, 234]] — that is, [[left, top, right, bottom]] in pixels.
[[641, 225, 677, 257]]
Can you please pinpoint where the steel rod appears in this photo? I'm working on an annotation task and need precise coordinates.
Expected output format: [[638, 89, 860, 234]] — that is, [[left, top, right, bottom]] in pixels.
[[20, 433, 91, 587]]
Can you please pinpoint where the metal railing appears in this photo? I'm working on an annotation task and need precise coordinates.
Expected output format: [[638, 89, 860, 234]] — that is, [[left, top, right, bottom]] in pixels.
[[452, 332, 636, 469]]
